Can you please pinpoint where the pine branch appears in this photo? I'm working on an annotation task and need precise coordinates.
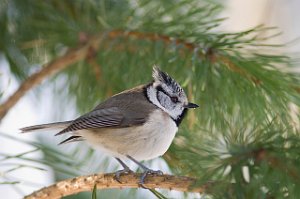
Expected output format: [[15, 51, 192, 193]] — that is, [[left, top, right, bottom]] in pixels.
[[254, 148, 300, 181], [0, 36, 102, 121], [0, 29, 236, 121], [1, 29, 298, 121], [93, 30, 300, 93], [106, 30, 260, 84], [24, 173, 208, 199]]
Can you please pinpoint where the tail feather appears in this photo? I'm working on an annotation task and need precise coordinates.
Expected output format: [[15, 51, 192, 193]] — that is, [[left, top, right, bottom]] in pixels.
[[20, 121, 72, 133], [58, 135, 85, 145]]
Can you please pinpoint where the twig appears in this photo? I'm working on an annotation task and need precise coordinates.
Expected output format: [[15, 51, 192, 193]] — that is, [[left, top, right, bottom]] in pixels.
[[107, 30, 199, 53], [24, 173, 207, 199]]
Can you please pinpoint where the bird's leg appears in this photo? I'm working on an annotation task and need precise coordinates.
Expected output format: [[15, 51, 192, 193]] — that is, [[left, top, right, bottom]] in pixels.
[[126, 155, 163, 185], [114, 158, 133, 183]]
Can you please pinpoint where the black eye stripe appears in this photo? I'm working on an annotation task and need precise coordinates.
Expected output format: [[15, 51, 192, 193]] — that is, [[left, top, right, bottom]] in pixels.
[[156, 86, 170, 97], [156, 86, 179, 104]]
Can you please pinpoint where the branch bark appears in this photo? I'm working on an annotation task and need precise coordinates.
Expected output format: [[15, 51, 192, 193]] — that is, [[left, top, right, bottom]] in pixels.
[[25, 173, 207, 199]]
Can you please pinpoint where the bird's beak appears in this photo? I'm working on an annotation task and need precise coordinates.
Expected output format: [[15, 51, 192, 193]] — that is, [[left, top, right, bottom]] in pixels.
[[184, 102, 199, 109]]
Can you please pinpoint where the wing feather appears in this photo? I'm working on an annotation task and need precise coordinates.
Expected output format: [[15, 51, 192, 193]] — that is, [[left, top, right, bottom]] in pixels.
[[56, 107, 123, 135], [56, 85, 157, 136]]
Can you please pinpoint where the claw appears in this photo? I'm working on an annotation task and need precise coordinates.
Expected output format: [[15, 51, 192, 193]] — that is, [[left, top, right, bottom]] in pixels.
[[125, 155, 164, 186], [139, 169, 163, 185], [114, 168, 133, 183], [114, 157, 134, 183]]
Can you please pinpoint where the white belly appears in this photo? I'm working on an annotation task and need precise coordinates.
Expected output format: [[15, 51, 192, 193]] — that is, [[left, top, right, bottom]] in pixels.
[[80, 109, 178, 161]]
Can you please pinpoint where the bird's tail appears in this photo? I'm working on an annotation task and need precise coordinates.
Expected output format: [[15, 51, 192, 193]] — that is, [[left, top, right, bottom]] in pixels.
[[20, 121, 72, 133]]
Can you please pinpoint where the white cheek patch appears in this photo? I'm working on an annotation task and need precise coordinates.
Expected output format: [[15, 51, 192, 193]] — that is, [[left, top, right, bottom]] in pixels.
[[147, 84, 184, 120], [157, 92, 171, 107], [147, 85, 167, 112]]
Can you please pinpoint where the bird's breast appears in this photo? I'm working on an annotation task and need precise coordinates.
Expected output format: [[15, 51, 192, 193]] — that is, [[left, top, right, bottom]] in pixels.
[[80, 109, 178, 161], [136, 109, 178, 160]]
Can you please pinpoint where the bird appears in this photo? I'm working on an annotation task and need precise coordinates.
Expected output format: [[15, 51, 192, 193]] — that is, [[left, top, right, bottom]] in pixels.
[[21, 66, 199, 184]]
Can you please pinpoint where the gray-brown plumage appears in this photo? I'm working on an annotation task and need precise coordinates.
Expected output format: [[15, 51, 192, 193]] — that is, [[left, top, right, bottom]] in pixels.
[[55, 85, 158, 139], [20, 66, 198, 184]]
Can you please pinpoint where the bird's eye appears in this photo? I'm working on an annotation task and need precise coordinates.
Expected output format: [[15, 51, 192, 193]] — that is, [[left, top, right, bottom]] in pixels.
[[170, 96, 178, 103]]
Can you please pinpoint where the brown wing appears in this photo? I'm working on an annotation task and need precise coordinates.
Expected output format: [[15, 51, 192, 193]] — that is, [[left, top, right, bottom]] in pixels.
[[56, 107, 124, 135], [56, 84, 157, 136]]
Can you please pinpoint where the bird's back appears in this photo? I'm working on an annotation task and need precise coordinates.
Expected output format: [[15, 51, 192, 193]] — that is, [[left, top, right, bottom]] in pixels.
[[93, 84, 158, 127]]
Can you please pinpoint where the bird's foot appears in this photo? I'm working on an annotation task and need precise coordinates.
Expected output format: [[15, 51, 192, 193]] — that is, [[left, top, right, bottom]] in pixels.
[[139, 169, 163, 185], [114, 168, 134, 183]]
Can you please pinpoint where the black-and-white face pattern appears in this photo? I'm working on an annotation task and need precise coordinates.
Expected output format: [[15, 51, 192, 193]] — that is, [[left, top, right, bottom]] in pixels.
[[147, 67, 189, 123]]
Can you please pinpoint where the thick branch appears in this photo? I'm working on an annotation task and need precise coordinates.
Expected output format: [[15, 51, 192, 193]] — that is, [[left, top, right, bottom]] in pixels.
[[24, 173, 206, 199], [0, 36, 102, 121]]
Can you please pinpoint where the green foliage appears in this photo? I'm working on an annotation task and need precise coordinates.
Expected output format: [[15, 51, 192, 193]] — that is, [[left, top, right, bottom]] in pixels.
[[92, 184, 97, 199], [0, 132, 82, 185], [172, 118, 300, 198], [148, 189, 168, 199], [1, 0, 300, 198]]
